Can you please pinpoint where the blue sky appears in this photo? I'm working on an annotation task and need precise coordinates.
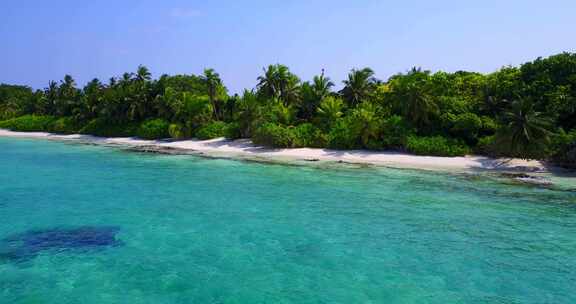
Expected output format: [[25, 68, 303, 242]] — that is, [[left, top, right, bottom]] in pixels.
[[1, 0, 575, 93]]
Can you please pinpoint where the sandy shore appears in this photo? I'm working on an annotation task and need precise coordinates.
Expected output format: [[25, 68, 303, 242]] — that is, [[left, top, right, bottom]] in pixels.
[[0, 129, 556, 173]]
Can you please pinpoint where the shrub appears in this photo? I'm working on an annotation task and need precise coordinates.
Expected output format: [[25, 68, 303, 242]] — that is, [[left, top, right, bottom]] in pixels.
[[327, 119, 359, 149], [407, 135, 471, 157], [292, 123, 327, 148], [474, 135, 496, 155], [0, 115, 56, 132], [79, 118, 138, 137], [47, 117, 82, 134], [550, 130, 576, 168], [224, 122, 242, 140], [252, 123, 295, 148], [137, 119, 170, 139], [195, 121, 228, 140], [381, 115, 413, 149], [168, 123, 191, 139], [480, 116, 498, 135], [451, 113, 482, 144]]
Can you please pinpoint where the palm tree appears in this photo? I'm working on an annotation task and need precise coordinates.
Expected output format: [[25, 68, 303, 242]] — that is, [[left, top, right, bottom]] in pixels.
[[401, 82, 438, 128], [202, 68, 223, 119], [237, 90, 261, 137], [280, 74, 300, 106], [317, 96, 344, 130], [494, 98, 552, 159], [136, 65, 152, 82], [311, 69, 334, 101], [256, 64, 300, 105], [351, 102, 382, 147], [257, 65, 278, 99], [42, 81, 59, 115], [341, 68, 377, 106], [56, 75, 79, 116], [388, 68, 437, 129]]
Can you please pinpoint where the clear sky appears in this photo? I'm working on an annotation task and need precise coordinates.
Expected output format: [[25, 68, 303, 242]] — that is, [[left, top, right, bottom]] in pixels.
[[1, 0, 575, 93]]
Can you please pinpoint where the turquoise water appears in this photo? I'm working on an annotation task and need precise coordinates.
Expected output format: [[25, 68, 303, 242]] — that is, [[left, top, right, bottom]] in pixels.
[[0, 137, 575, 304]]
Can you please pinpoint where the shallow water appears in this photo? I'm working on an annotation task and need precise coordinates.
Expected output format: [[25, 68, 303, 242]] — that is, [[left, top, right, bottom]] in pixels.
[[0, 137, 575, 304]]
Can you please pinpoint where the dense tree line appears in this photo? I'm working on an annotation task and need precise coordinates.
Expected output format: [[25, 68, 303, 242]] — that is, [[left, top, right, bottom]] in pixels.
[[1, 53, 576, 165]]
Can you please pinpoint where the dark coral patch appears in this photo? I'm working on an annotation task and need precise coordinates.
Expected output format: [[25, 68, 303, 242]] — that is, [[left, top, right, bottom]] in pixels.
[[0, 226, 122, 263]]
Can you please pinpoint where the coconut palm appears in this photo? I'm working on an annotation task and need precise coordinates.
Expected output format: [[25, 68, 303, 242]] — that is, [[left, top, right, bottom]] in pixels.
[[202, 68, 223, 119], [279, 74, 301, 106], [317, 96, 344, 129], [256, 64, 300, 105], [351, 102, 382, 147], [257, 65, 278, 98], [494, 98, 552, 159], [136, 65, 152, 82], [341, 68, 377, 106], [401, 82, 438, 128], [311, 69, 334, 101]]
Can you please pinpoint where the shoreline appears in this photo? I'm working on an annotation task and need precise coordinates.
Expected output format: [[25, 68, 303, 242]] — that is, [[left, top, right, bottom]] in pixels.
[[0, 129, 557, 174]]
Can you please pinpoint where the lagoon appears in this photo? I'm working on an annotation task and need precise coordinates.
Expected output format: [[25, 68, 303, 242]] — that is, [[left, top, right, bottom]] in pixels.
[[0, 137, 575, 303]]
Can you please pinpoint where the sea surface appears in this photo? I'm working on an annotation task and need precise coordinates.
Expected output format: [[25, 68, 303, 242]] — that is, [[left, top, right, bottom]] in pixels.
[[0, 137, 575, 304]]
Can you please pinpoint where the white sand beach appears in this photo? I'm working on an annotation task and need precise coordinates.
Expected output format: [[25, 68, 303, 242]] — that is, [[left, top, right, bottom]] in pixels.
[[0, 129, 554, 173]]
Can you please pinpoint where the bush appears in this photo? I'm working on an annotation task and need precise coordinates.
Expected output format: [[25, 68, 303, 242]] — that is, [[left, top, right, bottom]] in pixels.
[[196, 121, 228, 140], [550, 130, 576, 168], [47, 117, 82, 134], [79, 119, 138, 137], [292, 123, 327, 148], [224, 122, 242, 140], [474, 135, 496, 155], [451, 113, 482, 144], [137, 119, 170, 139], [407, 135, 471, 157], [480, 116, 498, 135], [252, 123, 295, 148], [381, 115, 413, 149], [0, 115, 56, 132], [168, 123, 191, 139], [327, 119, 359, 149]]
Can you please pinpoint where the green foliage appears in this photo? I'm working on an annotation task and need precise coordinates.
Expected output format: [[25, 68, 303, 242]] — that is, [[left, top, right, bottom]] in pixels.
[[327, 118, 359, 149], [316, 96, 344, 130], [79, 118, 138, 137], [493, 99, 552, 159], [47, 117, 82, 134], [389, 69, 439, 131], [381, 115, 413, 149], [407, 136, 471, 157], [2, 53, 575, 160], [451, 113, 483, 143], [480, 116, 498, 135], [137, 119, 170, 139], [266, 101, 295, 125], [291, 123, 327, 148], [341, 68, 377, 106], [0, 115, 56, 132], [196, 121, 229, 140], [252, 123, 295, 148], [474, 135, 496, 155], [224, 122, 242, 139], [253, 123, 326, 148], [0, 84, 35, 119], [257, 64, 301, 105], [168, 123, 191, 139], [550, 130, 576, 168]]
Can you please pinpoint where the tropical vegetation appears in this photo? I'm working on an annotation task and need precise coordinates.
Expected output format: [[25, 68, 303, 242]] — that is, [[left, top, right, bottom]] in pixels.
[[1, 53, 576, 166]]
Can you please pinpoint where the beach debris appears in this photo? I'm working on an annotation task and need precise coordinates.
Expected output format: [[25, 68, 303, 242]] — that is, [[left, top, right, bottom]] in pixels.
[[0, 226, 122, 263]]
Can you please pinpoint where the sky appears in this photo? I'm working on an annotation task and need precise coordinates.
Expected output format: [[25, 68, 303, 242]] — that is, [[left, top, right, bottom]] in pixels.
[[1, 0, 575, 93]]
